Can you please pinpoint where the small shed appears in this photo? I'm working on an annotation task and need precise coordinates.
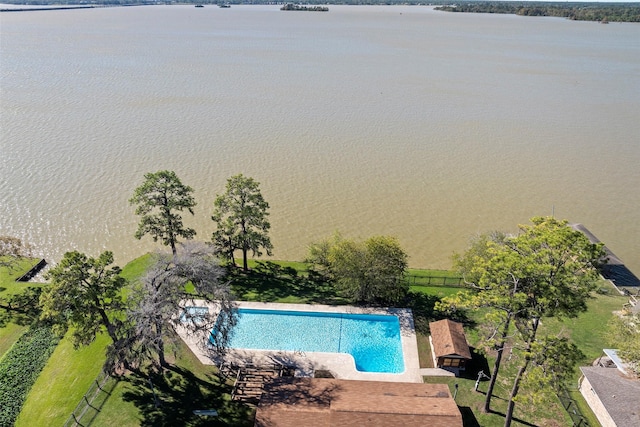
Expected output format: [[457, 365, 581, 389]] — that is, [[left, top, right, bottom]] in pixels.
[[429, 319, 472, 372]]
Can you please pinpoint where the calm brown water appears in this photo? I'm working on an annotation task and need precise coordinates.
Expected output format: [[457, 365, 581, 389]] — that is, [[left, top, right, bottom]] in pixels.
[[1, 5, 639, 274]]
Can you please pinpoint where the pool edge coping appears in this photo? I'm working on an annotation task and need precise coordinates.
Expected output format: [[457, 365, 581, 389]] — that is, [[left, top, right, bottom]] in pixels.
[[175, 300, 423, 384]]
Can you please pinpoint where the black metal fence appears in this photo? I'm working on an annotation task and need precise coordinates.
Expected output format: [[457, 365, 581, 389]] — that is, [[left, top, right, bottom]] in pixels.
[[63, 370, 117, 427], [557, 386, 591, 427], [403, 273, 464, 288]]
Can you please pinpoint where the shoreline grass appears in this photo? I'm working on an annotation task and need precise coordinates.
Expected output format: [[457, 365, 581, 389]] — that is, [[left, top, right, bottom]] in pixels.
[[0, 259, 43, 359]]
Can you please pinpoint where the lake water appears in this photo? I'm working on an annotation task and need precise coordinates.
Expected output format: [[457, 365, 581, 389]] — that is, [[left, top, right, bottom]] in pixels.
[[1, 5, 639, 274]]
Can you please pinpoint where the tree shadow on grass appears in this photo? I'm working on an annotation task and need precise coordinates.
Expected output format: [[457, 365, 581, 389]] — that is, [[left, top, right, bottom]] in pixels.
[[228, 262, 346, 305], [459, 406, 481, 427], [120, 365, 253, 426], [404, 291, 475, 335], [0, 286, 43, 327], [485, 410, 538, 427], [458, 347, 491, 381]]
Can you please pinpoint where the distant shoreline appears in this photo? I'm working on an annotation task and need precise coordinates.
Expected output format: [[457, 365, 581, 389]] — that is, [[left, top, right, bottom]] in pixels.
[[1, 5, 94, 12]]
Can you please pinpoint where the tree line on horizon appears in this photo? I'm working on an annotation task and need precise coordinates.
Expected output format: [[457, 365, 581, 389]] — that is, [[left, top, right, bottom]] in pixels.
[[4, 1, 638, 24], [436, 2, 640, 23]]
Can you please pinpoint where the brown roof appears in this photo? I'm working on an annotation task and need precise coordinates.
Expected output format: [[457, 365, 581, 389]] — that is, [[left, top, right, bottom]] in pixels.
[[429, 319, 472, 360], [255, 378, 462, 427]]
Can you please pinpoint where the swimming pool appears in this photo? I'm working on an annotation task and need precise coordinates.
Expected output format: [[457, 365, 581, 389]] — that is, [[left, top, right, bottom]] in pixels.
[[210, 308, 405, 374]]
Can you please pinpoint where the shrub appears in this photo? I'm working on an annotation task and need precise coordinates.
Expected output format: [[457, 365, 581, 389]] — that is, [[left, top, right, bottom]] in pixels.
[[0, 323, 59, 426]]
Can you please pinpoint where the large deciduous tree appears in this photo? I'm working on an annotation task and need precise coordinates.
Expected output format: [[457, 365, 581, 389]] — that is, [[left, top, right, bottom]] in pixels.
[[500, 217, 603, 427], [307, 234, 408, 304], [40, 251, 127, 348], [439, 231, 515, 414], [126, 242, 236, 369], [439, 217, 605, 425], [130, 170, 197, 257], [211, 174, 272, 271]]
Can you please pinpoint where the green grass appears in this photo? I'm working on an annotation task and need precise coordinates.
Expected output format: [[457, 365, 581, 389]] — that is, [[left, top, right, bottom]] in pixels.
[[15, 332, 110, 426], [118, 253, 153, 283], [0, 259, 44, 359], [410, 284, 464, 299], [416, 332, 434, 368], [0, 322, 28, 358], [229, 261, 347, 305], [0, 258, 42, 297], [542, 290, 627, 366], [91, 338, 254, 427], [424, 375, 573, 427]]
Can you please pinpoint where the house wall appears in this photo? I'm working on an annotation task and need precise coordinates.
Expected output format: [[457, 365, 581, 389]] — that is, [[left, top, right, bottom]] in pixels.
[[436, 356, 467, 369], [578, 375, 617, 427]]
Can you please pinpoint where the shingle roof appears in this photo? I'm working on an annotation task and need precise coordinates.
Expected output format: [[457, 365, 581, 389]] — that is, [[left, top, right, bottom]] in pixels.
[[429, 319, 472, 360], [255, 378, 463, 427], [580, 366, 640, 427]]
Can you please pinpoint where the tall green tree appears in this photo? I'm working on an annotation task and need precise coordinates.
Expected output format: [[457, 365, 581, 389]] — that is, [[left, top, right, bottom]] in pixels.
[[517, 337, 584, 405], [500, 217, 603, 427], [130, 170, 197, 257], [0, 287, 42, 327], [439, 231, 516, 414], [211, 174, 272, 271], [40, 251, 127, 348], [307, 234, 408, 304], [439, 217, 605, 425]]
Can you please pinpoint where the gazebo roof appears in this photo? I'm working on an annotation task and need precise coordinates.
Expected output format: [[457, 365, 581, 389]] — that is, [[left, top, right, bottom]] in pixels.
[[429, 319, 472, 360]]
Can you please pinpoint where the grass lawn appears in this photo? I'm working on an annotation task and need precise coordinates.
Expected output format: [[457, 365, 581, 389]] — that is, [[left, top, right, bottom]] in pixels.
[[0, 258, 41, 296], [0, 258, 43, 358], [15, 332, 110, 426], [542, 289, 626, 365], [0, 322, 27, 357], [416, 332, 434, 368], [91, 338, 254, 427]]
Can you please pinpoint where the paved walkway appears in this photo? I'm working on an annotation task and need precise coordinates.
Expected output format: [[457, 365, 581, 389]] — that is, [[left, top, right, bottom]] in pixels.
[[420, 368, 455, 377]]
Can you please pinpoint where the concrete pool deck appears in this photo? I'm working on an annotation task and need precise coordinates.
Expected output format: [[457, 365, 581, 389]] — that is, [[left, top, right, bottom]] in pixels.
[[175, 301, 423, 383]]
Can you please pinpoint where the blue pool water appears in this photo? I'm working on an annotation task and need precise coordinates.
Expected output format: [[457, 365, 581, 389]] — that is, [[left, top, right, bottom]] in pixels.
[[211, 308, 404, 374]]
